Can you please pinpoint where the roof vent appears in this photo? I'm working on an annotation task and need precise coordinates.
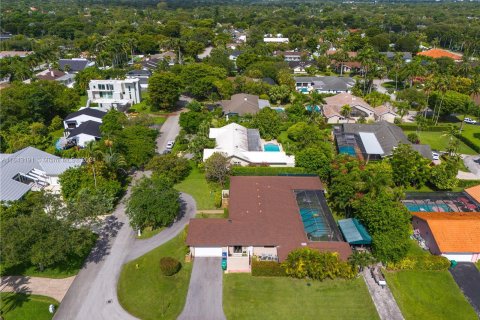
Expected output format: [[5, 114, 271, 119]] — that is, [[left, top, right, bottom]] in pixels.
[[228, 219, 232, 223], [301, 242, 307, 246]]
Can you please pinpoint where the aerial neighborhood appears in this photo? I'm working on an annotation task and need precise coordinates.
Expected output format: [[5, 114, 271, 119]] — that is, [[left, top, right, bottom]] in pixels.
[[0, 1, 479, 320]]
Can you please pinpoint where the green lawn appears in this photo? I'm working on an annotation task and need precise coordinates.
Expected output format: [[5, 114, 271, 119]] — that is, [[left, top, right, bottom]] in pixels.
[[136, 226, 165, 239], [459, 123, 480, 150], [385, 270, 477, 320], [476, 260, 480, 271], [403, 130, 477, 155], [117, 229, 192, 320], [0, 293, 58, 320], [223, 274, 379, 320], [175, 166, 217, 210], [78, 95, 88, 108]]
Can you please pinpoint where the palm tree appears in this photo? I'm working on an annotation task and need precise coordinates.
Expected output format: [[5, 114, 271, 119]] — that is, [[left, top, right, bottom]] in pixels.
[[357, 46, 375, 93], [434, 78, 448, 125], [340, 104, 352, 123], [442, 124, 460, 156], [84, 141, 101, 188]]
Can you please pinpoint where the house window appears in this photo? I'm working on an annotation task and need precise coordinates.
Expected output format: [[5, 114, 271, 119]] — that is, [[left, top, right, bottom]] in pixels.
[[233, 246, 242, 253], [99, 84, 106, 90], [107, 84, 113, 90]]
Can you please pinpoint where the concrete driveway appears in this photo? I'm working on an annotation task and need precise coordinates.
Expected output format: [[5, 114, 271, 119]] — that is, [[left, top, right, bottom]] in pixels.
[[450, 262, 480, 316], [178, 258, 226, 320]]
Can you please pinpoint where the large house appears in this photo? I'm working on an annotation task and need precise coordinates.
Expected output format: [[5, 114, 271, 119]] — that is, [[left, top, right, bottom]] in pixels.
[[36, 69, 75, 87], [87, 78, 141, 111], [186, 176, 352, 272], [126, 69, 151, 90], [334, 121, 433, 161], [380, 52, 412, 63], [322, 92, 375, 123], [374, 104, 399, 123], [0, 51, 32, 59], [263, 34, 289, 43], [0, 147, 83, 202], [59, 58, 94, 72], [274, 51, 308, 62], [288, 61, 315, 74], [203, 123, 295, 167], [217, 93, 270, 116], [295, 76, 355, 94], [412, 211, 480, 262], [417, 48, 462, 62], [62, 108, 107, 148]]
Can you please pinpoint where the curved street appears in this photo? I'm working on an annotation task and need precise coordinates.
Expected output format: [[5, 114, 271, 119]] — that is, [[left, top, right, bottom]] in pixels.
[[54, 111, 195, 320]]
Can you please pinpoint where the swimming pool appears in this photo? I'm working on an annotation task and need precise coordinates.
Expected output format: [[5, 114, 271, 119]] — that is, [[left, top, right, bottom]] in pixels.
[[339, 145, 356, 156], [264, 143, 280, 152], [300, 208, 330, 239], [405, 203, 453, 212]]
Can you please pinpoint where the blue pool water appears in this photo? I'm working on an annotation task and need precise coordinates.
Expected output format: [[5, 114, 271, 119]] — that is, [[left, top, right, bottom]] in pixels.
[[299, 208, 329, 239], [339, 145, 356, 156], [264, 143, 280, 152], [305, 105, 321, 112], [405, 203, 453, 212], [55, 138, 63, 150]]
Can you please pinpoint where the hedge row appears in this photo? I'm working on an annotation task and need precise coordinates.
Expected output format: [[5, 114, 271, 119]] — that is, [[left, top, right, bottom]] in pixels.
[[457, 179, 480, 188], [456, 133, 480, 153], [397, 124, 447, 132], [160, 257, 181, 276], [386, 255, 450, 271], [231, 166, 310, 176], [252, 260, 286, 277]]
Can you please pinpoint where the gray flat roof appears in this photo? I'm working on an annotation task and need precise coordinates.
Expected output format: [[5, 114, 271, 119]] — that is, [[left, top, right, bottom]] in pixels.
[[359, 132, 384, 155]]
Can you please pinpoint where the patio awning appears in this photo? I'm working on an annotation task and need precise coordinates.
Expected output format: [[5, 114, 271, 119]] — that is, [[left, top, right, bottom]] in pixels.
[[338, 218, 372, 245]]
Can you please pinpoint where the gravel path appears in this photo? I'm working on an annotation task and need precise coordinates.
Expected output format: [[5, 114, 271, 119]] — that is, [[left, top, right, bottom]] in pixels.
[[362, 269, 404, 320]]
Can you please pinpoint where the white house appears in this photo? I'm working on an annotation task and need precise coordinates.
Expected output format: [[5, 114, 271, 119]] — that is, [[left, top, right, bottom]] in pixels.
[[374, 104, 399, 123], [264, 34, 289, 43], [62, 108, 106, 148], [203, 123, 295, 167], [295, 76, 355, 94], [0, 147, 83, 202], [87, 78, 141, 111]]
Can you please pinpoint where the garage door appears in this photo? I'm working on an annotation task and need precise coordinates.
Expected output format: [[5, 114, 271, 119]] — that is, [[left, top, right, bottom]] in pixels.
[[194, 247, 223, 257], [442, 253, 473, 262]]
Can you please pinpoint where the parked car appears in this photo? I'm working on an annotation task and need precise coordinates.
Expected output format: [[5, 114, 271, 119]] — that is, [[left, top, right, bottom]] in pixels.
[[432, 152, 440, 160], [166, 140, 175, 149], [464, 117, 477, 124]]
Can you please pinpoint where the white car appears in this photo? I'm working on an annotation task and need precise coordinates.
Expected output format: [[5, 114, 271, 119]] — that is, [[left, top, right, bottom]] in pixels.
[[432, 152, 440, 161], [464, 118, 477, 124], [166, 140, 175, 149]]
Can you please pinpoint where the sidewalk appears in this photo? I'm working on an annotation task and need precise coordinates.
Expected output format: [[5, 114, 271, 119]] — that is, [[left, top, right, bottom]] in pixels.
[[362, 269, 404, 320], [1, 276, 75, 302]]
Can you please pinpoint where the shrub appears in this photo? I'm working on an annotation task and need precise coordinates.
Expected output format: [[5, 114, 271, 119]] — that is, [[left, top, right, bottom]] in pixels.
[[283, 248, 355, 281], [252, 260, 286, 277], [214, 190, 222, 208], [160, 257, 181, 276], [231, 166, 307, 176], [407, 133, 419, 144], [386, 255, 450, 271]]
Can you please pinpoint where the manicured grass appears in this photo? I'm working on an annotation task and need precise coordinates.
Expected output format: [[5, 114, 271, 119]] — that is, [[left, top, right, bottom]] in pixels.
[[195, 212, 226, 219], [136, 226, 165, 239], [405, 183, 464, 193], [151, 116, 167, 125], [117, 229, 192, 320], [175, 166, 217, 210], [459, 123, 480, 150], [0, 293, 58, 320], [385, 270, 477, 320], [476, 260, 480, 271], [403, 130, 477, 155], [78, 95, 88, 108], [223, 274, 379, 320]]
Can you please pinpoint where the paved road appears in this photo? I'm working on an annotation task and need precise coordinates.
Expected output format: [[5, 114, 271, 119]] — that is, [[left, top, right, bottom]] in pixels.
[[373, 78, 396, 101], [156, 112, 181, 153], [178, 257, 226, 320], [450, 262, 480, 316], [1, 276, 75, 302], [362, 269, 404, 320], [54, 114, 190, 320]]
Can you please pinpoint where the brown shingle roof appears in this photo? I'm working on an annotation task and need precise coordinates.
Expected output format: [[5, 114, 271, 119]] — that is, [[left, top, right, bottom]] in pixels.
[[412, 211, 480, 253], [219, 93, 260, 115], [186, 176, 352, 261]]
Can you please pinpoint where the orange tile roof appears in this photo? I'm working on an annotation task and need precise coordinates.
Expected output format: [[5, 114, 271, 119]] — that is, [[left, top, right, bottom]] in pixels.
[[412, 212, 480, 253], [417, 49, 462, 60], [465, 184, 480, 203]]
